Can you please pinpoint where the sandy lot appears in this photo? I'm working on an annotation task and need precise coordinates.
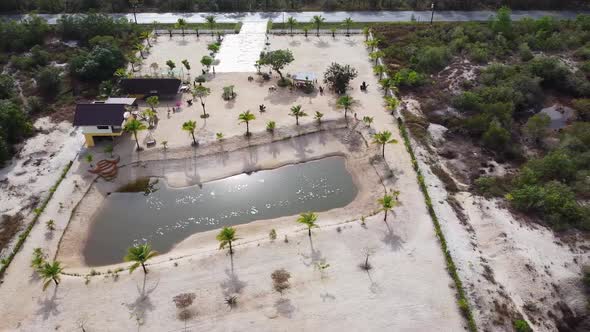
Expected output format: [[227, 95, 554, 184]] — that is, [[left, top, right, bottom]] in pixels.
[[0, 34, 466, 331]]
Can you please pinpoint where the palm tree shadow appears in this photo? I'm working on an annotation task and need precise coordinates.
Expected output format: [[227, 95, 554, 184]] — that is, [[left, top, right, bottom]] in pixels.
[[36, 286, 60, 320], [125, 274, 159, 326], [320, 292, 336, 302], [301, 236, 325, 267], [220, 267, 247, 297], [274, 298, 296, 318], [267, 140, 281, 158], [381, 220, 404, 251], [365, 269, 381, 294]]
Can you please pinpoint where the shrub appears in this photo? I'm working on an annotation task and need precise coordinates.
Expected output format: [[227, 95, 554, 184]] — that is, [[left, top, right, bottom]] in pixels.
[[573, 98, 590, 120], [518, 43, 534, 61], [482, 119, 511, 152], [415, 46, 450, 73], [474, 176, 509, 197], [468, 43, 489, 63], [37, 67, 62, 99], [513, 319, 532, 332], [392, 68, 425, 87], [271, 269, 291, 294]]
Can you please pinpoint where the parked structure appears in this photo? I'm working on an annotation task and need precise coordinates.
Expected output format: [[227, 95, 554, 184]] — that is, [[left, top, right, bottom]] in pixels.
[[73, 103, 128, 147], [120, 78, 182, 99]]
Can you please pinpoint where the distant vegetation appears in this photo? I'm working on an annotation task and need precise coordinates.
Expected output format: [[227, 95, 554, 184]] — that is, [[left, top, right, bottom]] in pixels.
[[0, 0, 587, 13], [373, 10, 590, 231]]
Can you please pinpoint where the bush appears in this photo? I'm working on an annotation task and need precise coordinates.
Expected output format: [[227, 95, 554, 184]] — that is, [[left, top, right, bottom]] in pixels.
[[414, 46, 450, 73], [37, 67, 62, 99], [392, 68, 425, 87], [474, 176, 509, 197], [467, 43, 489, 63], [518, 43, 534, 61], [573, 98, 590, 120], [69, 45, 126, 82], [482, 118, 511, 152], [0, 74, 15, 100], [25, 96, 44, 115]]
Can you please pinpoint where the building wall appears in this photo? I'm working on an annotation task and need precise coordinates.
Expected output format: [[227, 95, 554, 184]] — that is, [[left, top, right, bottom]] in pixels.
[[81, 126, 114, 135]]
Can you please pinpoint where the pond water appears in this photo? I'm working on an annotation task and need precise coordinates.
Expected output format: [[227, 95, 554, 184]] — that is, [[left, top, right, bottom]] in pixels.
[[83, 156, 357, 266]]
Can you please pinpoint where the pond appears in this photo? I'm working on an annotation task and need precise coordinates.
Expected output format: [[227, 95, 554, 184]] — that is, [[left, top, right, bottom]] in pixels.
[[83, 156, 358, 266]]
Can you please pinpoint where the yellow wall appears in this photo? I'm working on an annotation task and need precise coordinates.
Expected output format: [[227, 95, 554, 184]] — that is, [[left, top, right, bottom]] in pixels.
[[83, 132, 123, 147]]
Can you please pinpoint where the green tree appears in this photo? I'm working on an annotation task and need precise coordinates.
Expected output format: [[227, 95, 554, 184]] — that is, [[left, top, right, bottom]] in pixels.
[[0, 74, 15, 99], [192, 85, 211, 118], [365, 38, 379, 52], [39, 261, 63, 291], [362, 27, 371, 41], [175, 18, 187, 36], [146, 95, 159, 111], [373, 64, 386, 79], [297, 212, 318, 237], [259, 49, 294, 82], [324, 63, 358, 94], [369, 50, 384, 65], [142, 109, 157, 128], [216, 227, 239, 255], [524, 113, 550, 144], [69, 45, 126, 82], [123, 118, 147, 151], [238, 111, 256, 136], [373, 130, 398, 158], [182, 120, 198, 146], [492, 6, 513, 38], [573, 98, 590, 120], [343, 17, 353, 36], [37, 67, 61, 99], [311, 15, 325, 36], [134, 43, 145, 59], [181, 59, 190, 71], [206, 15, 216, 36], [482, 119, 511, 152], [314, 111, 324, 124], [378, 193, 398, 222], [287, 17, 297, 35], [289, 105, 307, 125], [336, 95, 356, 120], [200, 56, 213, 71], [140, 31, 151, 47], [166, 60, 176, 72], [124, 243, 158, 274]]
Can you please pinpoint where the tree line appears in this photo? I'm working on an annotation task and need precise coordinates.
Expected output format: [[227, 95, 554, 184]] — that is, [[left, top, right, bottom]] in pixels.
[[0, 0, 587, 13]]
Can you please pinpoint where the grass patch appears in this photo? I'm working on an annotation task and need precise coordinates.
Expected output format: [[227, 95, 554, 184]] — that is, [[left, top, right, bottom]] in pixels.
[[117, 177, 151, 193], [272, 22, 374, 30], [0, 161, 73, 278]]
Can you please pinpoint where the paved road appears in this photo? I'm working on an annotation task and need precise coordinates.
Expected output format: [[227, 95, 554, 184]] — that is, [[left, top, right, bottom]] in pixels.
[[2, 10, 587, 24]]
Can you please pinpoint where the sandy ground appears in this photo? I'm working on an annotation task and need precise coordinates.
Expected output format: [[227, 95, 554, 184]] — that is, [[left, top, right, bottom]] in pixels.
[[404, 98, 590, 331], [0, 35, 466, 331]]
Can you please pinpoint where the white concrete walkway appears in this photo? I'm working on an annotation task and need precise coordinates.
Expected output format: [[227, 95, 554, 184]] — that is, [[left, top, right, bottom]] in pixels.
[[215, 21, 267, 72]]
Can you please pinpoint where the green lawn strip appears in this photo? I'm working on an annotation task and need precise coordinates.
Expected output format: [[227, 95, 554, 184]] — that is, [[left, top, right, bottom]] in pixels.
[[272, 21, 376, 30], [0, 161, 73, 278], [149, 22, 241, 32], [397, 118, 478, 332]]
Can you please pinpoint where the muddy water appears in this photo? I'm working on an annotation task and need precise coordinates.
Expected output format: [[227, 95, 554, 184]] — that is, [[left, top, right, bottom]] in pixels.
[[83, 156, 357, 265]]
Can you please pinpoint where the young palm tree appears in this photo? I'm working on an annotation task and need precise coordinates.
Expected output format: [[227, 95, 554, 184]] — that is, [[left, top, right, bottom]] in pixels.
[[372, 130, 398, 158], [134, 43, 145, 59], [373, 64, 386, 79], [385, 96, 399, 114], [287, 17, 297, 35], [336, 95, 356, 120], [206, 15, 216, 37], [39, 261, 63, 291], [378, 193, 399, 222], [181, 59, 191, 71], [311, 15, 325, 37], [314, 111, 324, 124], [343, 17, 353, 36], [297, 212, 318, 238], [114, 68, 129, 80], [182, 120, 198, 146], [124, 243, 158, 274], [289, 105, 307, 125], [124, 119, 147, 151], [365, 38, 379, 52], [379, 77, 396, 97], [216, 227, 239, 255], [175, 18, 187, 36], [129, 55, 139, 72], [192, 85, 211, 118], [362, 116, 374, 127], [142, 109, 157, 128], [140, 31, 152, 47], [362, 26, 371, 41], [238, 111, 256, 136], [369, 50, 385, 65], [303, 26, 309, 38]]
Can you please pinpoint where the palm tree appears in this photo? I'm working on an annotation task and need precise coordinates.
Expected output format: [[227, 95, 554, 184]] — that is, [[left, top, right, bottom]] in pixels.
[[336, 95, 356, 120], [297, 212, 318, 237], [175, 18, 187, 36], [314, 111, 324, 124], [369, 50, 385, 65], [39, 261, 63, 291], [385, 96, 399, 114], [365, 38, 380, 52], [134, 43, 145, 59], [182, 120, 198, 146], [140, 31, 152, 47], [362, 116, 374, 127], [312, 15, 325, 37], [206, 15, 216, 37], [287, 17, 297, 35], [192, 85, 211, 118], [343, 17, 353, 36], [379, 77, 396, 97], [238, 111, 256, 136], [124, 243, 158, 274], [378, 193, 399, 222], [373, 64, 386, 79], [372, 130, 398, 158], [216, 227, 239, 255], [289, 105, 307, 125], [142, 109, 157, 128], [362, 26, 371, 41], [114, 68, 129, 80], [124, 119, 147, 151], [129, 55, 139, 72], [303, 26, 309, 38]]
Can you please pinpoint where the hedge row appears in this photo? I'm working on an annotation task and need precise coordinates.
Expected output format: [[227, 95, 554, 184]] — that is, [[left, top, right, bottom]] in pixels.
[[396, 118, 478, 332], [0, 161, 73, 278]]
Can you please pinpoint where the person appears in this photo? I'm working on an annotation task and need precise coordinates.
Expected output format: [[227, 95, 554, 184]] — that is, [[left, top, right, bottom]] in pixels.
[[360, 81, 368, 90], [259, 104, 267, 112], [187, 99, 193, 106], [319, 86, 324, 95]]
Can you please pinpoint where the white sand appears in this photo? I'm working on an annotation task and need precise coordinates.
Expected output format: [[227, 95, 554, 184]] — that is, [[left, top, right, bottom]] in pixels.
[[0, 35, 466, 331]]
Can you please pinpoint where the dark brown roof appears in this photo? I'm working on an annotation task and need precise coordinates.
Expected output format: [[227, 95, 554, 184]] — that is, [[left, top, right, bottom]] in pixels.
[[120, 78, 181, 95], [73, 103, 126, 126]]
